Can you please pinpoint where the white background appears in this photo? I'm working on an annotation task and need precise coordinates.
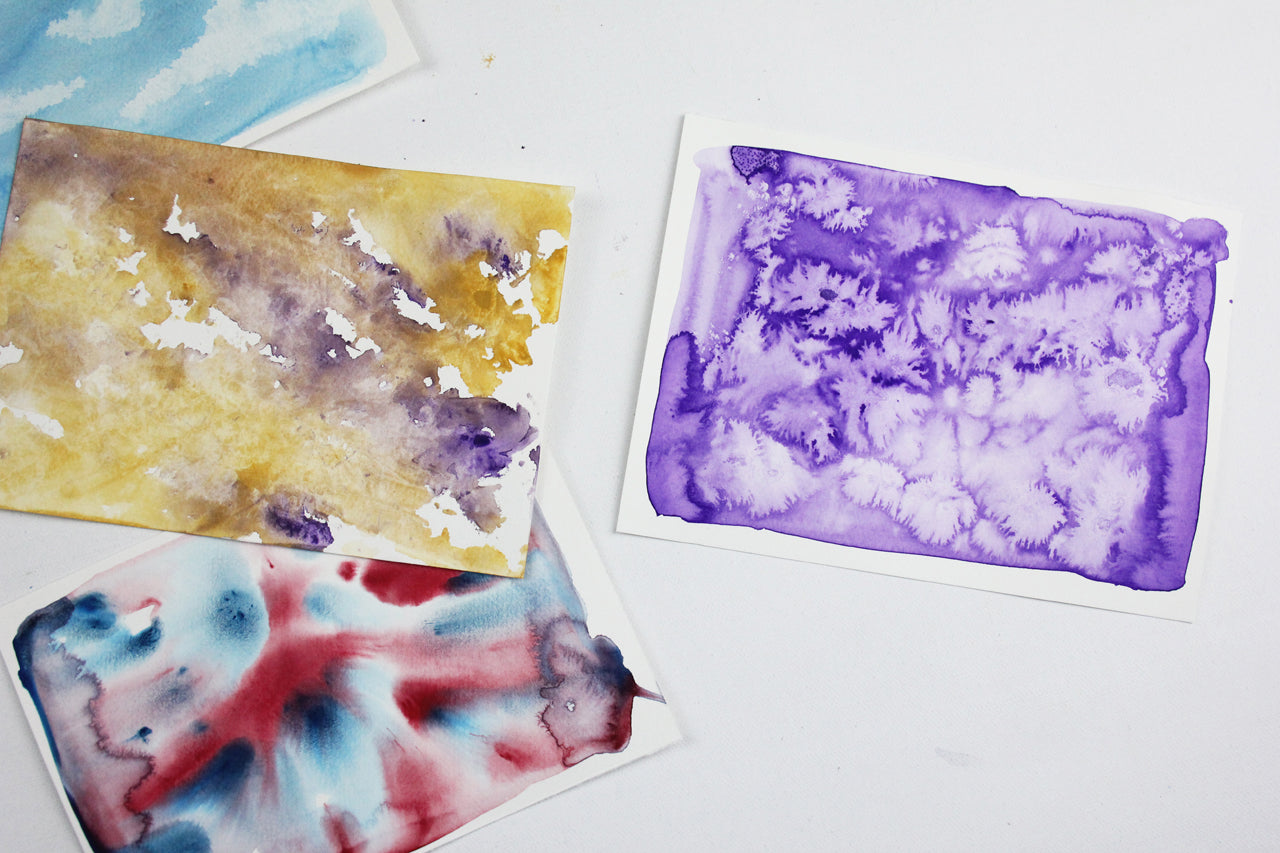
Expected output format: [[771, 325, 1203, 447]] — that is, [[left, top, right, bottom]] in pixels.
[[2, 2, 1277, 850]]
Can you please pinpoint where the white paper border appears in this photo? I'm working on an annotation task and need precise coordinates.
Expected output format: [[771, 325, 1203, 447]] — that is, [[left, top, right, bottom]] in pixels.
[[619, 114, 1240, 622]]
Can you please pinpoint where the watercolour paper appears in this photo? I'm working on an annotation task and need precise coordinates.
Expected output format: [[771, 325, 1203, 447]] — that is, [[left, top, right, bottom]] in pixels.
[[0, 0, 418, 233], [620, 116, 1237, 620], [2, 457, 678, 853], [0, 119, 573, 576]]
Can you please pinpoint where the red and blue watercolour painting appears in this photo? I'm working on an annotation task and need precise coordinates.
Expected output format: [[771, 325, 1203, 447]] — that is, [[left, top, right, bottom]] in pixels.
[[621, 117, 1236, 619], [3, 461, 678, 853]]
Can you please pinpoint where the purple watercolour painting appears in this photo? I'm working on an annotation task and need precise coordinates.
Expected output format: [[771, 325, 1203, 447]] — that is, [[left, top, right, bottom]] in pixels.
[[620, 116, 1236, 620], [1, 456, 679, 853]]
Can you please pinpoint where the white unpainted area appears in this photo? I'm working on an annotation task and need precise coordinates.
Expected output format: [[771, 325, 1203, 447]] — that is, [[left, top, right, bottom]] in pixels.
[[499, 275, 540, 324], [463, 324, 485, 339], [323, 307, 358, 341], [480, 250, 543, 326], [115, 250, 145, 274], [0, 344, 22, 368], [327, 268, 358, 290], [536, 228, 568, 259], [0, 400, 63, 438], [258, 344, 292, 366], [435, 364, 471, 396], [323, 514, 420, 566], [391, 287, 446, 330], [128, 282, 151, 306], [342, 210, 392, 264], [345, 338, 380, 358], [162, 195, 200, 242], [414, 492, 490, 551], [117, 227, 133, 243], [119, 603, 155, 635], [140, 296, 261, 355], [323, 307, 381, 359], [312, 211, 327, 229], [487, 321, 553, 411]]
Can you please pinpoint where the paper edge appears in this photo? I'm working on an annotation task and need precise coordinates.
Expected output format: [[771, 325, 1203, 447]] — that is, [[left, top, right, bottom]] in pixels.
[[224, 0, 420, 148], [618, 113, 1242, 623]]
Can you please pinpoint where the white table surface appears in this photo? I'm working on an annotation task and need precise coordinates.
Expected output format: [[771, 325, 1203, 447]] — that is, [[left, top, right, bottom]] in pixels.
[[3, 2, 1277, 850]]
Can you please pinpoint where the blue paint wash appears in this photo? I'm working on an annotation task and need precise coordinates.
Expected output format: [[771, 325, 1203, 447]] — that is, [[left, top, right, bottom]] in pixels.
[[0, 0, 390, 234]]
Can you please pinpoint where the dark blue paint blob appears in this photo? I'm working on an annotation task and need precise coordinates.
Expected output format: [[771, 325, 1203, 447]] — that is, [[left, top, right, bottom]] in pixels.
[[427, 706, 470, 731], [264, 502, 334, 549], [444, 572, 502, 594], [68, 593, 116, 633], [155, 679, 195, 711], [283, 693, 344, 754], [127, 621, 163, 657], [210, 589, 261, 642], [171, 740, 255, 810], [118, 820, 212, 853]]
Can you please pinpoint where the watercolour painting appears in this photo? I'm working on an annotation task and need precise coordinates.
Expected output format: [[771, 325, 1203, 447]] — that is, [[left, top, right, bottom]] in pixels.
[[620, 116, 1236, 620], [0, 119, 573, 576], [0, 0, 418, 233], [1, 457, 678, 853]]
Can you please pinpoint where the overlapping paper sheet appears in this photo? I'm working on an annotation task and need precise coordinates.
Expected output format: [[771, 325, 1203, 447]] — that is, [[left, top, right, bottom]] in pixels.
[[1, 0, 418, 230], [2, 456, 678, 853], [620, 115, 1237, 620], [0, 119, 572, 575]]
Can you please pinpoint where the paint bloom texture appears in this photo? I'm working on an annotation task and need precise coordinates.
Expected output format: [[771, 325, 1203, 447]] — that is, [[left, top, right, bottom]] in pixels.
[[0, 120, 573, 575], [645, 141, 1228, 591], [11, 508, 665, 852]]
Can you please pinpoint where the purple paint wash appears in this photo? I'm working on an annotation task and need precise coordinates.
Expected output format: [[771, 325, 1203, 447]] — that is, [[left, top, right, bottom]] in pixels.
[[624, 118, 1234, 608]]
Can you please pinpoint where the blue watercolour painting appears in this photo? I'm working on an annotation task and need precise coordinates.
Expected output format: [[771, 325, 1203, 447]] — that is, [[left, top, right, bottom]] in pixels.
[[620, 116, 1237, 621], [0, 0, 417, 231]]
